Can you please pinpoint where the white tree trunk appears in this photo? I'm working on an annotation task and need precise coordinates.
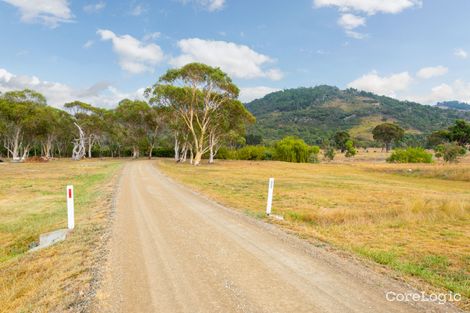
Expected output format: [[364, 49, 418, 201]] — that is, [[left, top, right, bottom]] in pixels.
[[10, 127, 21, 161], [42, 134, 54, 159], [132, 146, 139, 159], [174, 134, 180, 162], [87, 135, 94, 158], [21, 145, 30, 161], [72, 123, 86, 161], [181, 143, 188, 163]]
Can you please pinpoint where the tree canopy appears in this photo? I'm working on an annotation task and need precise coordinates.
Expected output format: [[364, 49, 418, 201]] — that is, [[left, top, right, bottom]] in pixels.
[[372, 123, 405, 151]]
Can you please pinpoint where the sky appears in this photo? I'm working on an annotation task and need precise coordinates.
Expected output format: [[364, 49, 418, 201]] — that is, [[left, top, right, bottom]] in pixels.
[[0, 0, 470, 108]]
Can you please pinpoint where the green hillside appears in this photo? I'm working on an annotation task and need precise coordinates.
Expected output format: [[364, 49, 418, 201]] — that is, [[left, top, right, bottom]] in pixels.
[[246, 85, 470, 146], [437, 101, 470, 111]]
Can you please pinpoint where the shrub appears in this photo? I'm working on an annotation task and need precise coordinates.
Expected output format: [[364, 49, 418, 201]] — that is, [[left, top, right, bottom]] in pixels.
[[387, 147, 433, 163], [308, 145, 320, 163], [345, 140, 357, 158], [274, 137, 312, 163], [216, 147, 236, 160], [323, 147, 335, 161], [435, 143, 466, 163], [236, 145, 271, 160]]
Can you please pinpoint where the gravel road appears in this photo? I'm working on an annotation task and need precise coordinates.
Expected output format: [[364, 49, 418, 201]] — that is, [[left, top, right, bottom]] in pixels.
[[95, 161, 462, 313]]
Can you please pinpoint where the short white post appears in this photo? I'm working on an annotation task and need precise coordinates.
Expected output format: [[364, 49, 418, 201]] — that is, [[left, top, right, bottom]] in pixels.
[[266, 178, 274, 216], [66, 185, 75, 230]]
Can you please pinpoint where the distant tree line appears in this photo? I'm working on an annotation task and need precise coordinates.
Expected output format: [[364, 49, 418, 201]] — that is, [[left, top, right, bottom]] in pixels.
[[2, 63, 470, 165], [0, 63, 254, 165]]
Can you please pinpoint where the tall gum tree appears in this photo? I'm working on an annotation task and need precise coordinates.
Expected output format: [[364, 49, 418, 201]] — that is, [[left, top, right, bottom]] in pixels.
[[0, 89, 46, 161], [146, 63, 240, 166], [207, 99, 255, 163], [114, 99, 153, 158], [64, 101, 107, 158]]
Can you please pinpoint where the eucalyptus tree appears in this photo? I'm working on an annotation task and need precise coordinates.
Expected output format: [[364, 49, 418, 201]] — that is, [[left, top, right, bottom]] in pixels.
[[115, 99, 151, 158], [372, 123, 405, 152], [64, 101, 108, 158], [207, 99, 255, 163], [0, 89, 46, 161], [145, 106, 168, 159], [35, 106, 73, 159], [146, 63, 240, 166]]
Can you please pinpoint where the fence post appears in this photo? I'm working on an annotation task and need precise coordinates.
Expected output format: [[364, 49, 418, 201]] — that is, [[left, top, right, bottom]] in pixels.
[[266, 178, 274, 216], [67, 185, 75, 229]]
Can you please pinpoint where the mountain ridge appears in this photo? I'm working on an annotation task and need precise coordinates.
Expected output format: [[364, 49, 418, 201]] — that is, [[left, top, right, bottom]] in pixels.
[[245, 85, 470, 146]]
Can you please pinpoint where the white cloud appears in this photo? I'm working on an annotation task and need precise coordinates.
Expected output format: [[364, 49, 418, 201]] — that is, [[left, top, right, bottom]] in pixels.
[[130, 4, 146, 16], [315, 0, 420, 39], [179, 0, 225, 12], [239, 86, 280, 103], [170, 38, 283, 80], [338, 14, 367, 38], [409, 80, 470, 105], [347, 70, 412, 96], [97, 29, 164, 74], [345, 30, 367, 39], [416, 66, 448, 79], [142, 32, 161, 41], [83, 40, 94, 49], [338, 13, 365, 29], [83, 1, 106, 13], [205, 0, 225, 11], [454, 48, 468, 59], [0, 68, 144, 108], [313, 0, 422, 15], [3, 0, 73, 27]]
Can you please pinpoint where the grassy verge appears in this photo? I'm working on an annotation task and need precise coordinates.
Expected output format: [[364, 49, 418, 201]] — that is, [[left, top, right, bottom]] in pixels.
[[0, 159, 123, 313], [157, 159, 470, 310]]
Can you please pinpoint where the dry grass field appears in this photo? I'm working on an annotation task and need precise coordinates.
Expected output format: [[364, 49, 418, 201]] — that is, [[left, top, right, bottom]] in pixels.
[[0, 159, 123, 313], [157, 153, 470, 310]]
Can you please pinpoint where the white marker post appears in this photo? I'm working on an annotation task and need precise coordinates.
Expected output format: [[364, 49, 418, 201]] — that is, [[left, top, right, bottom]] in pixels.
[[66, 185, 75, 230], [266, 178, 274, 216]]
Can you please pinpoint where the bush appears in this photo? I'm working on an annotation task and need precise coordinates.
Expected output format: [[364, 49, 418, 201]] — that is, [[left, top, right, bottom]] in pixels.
[[216, 139, 319, 163], [435, 143, 466, 163], [387, 147, 433, 163], [236, 145, 269, 160], [345, 140, 357, 158], [274, 137, 313, 163], [154, 147, 174, 157], [216, 147, 236, 159], [323, 147, 336, 161], [308, 145, 320, 163]]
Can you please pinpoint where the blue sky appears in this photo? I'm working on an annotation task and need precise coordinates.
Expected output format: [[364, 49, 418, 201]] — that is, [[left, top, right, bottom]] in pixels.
[[0, 0, 469, 107]]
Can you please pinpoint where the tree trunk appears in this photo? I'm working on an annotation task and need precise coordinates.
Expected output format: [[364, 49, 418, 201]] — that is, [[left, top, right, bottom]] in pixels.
[[42, 135, 54, 159], [208, 144, 214, 164], [133, 146, 139, 159], [72, 123, 86, 160], [11, 128, 21, 161], [181, 144, 188, 163], [193, 151, 203, 166], [21, 145, 30, 161], [174, 135, 180, 162], [189, 147, 194, 165], [88, 136, 93, 158], [148, 145, 154, 159]]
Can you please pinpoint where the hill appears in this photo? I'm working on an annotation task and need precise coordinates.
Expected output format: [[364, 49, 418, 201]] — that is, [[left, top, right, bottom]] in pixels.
[[436, 101, 470, 111], [245, 85, 470, 146]]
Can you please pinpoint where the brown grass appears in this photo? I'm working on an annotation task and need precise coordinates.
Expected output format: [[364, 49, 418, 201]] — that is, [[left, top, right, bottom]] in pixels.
[[0, 159, 123, 313], [157, 157, 470, 310]]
